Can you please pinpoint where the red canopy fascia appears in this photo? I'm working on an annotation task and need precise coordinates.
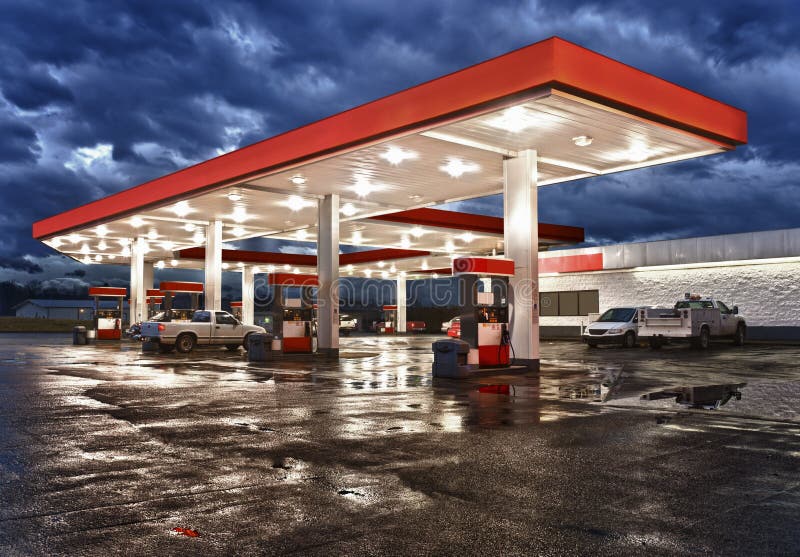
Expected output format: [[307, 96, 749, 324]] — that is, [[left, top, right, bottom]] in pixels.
[[32, 37, 746, 240], [175, 247, 430, 266]]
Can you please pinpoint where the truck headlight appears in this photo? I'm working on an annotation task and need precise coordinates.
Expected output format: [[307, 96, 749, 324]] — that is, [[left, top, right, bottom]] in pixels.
[[608, 328, 623, 334]]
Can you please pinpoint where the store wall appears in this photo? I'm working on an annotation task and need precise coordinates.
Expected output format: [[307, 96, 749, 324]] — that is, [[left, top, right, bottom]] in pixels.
[[539, 260, 800, 340]]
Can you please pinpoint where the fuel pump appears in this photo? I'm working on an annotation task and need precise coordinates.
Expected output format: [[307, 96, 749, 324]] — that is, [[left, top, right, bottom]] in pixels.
[[89, 287, 126, 340], [157, 281, 204, 321], [230, 301, 243, 321], [453, 257, 514, 367], [378, 305, 397, 334], [270, 273, 318, 354], [146, 289, 164, 319]]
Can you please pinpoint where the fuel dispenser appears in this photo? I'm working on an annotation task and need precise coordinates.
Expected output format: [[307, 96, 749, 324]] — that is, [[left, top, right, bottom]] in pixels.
[[378, 305, 397, 334], [89, 287, 126, 340], [158, 281, 203, 321], [269, 273, 318, 354], [230, 301, 243, 321], [146, 289, 164, 319], [453, 257, 514, 367]]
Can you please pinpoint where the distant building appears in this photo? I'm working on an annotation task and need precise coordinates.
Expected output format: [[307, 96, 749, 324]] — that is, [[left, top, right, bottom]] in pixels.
[[13, 299, 129, 321]]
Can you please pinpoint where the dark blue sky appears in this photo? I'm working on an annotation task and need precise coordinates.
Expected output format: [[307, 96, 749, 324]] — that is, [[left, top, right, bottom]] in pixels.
[[1, 0, 799, 290]]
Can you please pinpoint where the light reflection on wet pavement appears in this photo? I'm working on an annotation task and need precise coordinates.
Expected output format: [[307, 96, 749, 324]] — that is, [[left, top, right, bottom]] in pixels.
[[1, 333, 800, 555]]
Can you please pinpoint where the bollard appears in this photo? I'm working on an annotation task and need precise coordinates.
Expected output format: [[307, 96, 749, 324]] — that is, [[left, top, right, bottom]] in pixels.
[[248, 333, 273, 362], [72, 326, 87, 346]]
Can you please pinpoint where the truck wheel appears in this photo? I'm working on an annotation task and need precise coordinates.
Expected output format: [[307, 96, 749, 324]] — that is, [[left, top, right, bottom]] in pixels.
[[242, 333, 252, 352], [225, 344, 240, 351], [175, 333, 196, 354], [623, 331, 636, 349], [733, 324, 746, 346], [693, 327, 710, 350], [158, 343, 174, 354]]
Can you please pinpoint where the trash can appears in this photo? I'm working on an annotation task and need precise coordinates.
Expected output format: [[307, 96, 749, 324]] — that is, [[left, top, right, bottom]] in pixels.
[[431, 338, 471, 378], [248, 333, 273, 362], [72, 326, 87, 346]]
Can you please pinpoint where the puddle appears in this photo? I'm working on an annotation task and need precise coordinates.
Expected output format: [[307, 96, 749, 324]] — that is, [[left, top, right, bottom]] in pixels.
[[642, 383, 746, 410]]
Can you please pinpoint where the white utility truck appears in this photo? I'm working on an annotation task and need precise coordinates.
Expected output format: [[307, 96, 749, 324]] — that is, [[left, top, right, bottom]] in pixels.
[[141, 310, 266, 353], [339, 314, 357, 336], [637, 295, 746, 349]]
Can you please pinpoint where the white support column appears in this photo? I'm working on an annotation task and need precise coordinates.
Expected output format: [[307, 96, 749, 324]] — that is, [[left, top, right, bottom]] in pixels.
[[129, 237, 146, 326], [204, 220, 223, 311], [396, 276, 407, 333], [317, 194, 339, 357], [503, 149, 540, 370], [241, 266, 255, 326]]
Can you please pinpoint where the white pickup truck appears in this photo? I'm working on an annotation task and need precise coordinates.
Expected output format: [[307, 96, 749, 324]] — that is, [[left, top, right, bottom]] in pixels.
[[140, 310, 266, 353], [637, 295, 746, 349]]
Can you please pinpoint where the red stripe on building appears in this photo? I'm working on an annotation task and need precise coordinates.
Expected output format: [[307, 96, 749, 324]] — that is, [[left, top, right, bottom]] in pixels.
[[539, 253, 604, 273]]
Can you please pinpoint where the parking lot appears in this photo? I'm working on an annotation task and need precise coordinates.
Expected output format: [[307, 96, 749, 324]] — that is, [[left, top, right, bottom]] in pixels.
[[1, 333, 799, 555]]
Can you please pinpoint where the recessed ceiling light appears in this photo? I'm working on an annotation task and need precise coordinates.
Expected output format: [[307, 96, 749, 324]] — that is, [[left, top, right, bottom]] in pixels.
[[232, 226, 246, 237], [289, 174, 307, 186], [458, 232, 475, 243], [172, 201, 192, 217], [192, 231, 205, 244], [400, 235, 411, 249], [231, 207, 249, 222], [346, 264, 354, 272], [377, 260, 386, 268], [340, 203, 358, 217], [421, 260, 429, 270], [364, 269, 373, 278], [399, 271, 407, 278], [95, 225, 109, 237], [381, 270, 389, 279], [107, 254, 116, 260], [440, 157, 480, 178], [160, 240, 174, 251], [293, 267, 300, 274], [410, 227, 425, 238], [94, 254, 103, 262], [118, 238, 130, 247], [283, 264, 291, 271], [351, 175, 380, 197], [227, 193, 243, 202], [284, 195, 312, 212], [572, 135, 593, 147], [408, 194, 422, 201], [267, 265, 276, 273], [389, 264, 397, 273], [147, 229, 159, 240], [97, 240, 108, 251], [67, 233, 82, 244], [170, 260, 179, 267], [237, 262, 244, 268], [432, 273, 439, 279], [130, 216, 145, 227], [252, 266, 260, 274], [121, 246, 131, 257], [295, 229, 309, 241], [487, 106, 540, 133], [80, 244, 90, 255], [50, 237, 63, 248], [222, 263, 230, 270], [380, 146, 417, 165], [444, 240, 455, 253], [82, 255, 92, 265], [350, 231, 363, 245], [183, 223, 196, 232], [155, 260, 165, 269], [626, 140, 652, 162]]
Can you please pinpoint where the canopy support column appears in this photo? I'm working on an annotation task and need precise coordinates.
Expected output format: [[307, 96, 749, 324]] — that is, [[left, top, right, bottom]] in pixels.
[[204, 220, 222, 311], [241, 266, 255, 326], [396, 276, 407, 333], [128, 237, 147, 326], [504, 149, 540, 370], [317, 194, 339, 358]]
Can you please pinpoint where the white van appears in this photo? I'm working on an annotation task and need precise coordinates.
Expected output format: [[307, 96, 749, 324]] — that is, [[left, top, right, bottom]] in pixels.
[[582, 307, 646, 348]]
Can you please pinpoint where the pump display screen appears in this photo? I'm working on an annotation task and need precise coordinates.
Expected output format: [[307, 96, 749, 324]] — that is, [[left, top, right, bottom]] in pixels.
[[476, 307, 508, 323], [284, 308, 312, 321]]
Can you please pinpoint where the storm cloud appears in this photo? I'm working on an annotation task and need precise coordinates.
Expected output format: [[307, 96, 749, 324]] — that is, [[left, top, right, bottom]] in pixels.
[[0, 0, 798, 283]]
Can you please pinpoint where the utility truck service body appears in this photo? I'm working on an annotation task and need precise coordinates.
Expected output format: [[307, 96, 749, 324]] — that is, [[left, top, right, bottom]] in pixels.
[[141, 310, 266, 353], [638, 295, 746, 349]]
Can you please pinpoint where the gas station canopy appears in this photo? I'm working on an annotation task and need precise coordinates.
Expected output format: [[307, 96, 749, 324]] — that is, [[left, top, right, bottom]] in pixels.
[[33, 37, 746, 272]]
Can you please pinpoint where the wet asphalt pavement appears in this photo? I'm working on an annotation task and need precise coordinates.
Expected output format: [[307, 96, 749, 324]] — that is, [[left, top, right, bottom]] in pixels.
[[1, 333, 799, 555]]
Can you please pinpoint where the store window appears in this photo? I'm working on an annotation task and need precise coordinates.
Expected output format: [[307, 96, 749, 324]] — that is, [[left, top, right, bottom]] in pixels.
[[539, 290, 599, 316]]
